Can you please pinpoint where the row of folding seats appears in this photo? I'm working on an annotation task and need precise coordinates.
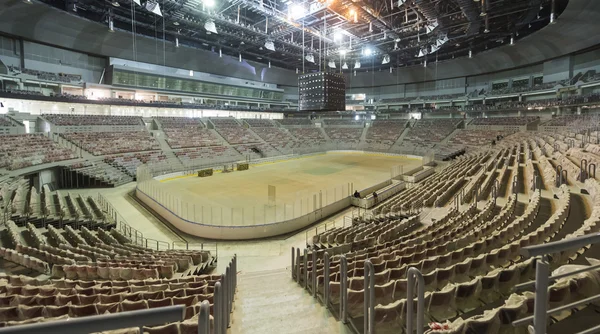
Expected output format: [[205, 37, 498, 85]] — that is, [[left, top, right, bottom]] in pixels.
[[0, 247, 50, 274], [16, 244, 76, 266], [370, 189, 569, 331]]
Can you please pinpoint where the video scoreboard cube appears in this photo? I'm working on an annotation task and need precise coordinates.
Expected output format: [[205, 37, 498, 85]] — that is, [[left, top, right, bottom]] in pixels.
[[298, 72, 346, 112]]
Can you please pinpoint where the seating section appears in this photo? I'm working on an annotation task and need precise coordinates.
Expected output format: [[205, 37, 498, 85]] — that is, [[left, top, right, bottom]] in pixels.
[[0, 134, 75, 170], [244, 119, 274, 127], [542, 114, 600, 127], [44, 115, 143, 126], [163, 128, 222, 149], [399, 119, 461, 152], [209, 118, 240, 128], [470, 117, 538, 126], [449, 130, 508, 146], [174, 146, 242, 167], [276, 119, 313, 126], [365, 120, 407, 149], [104, 151, 168, 176], [215, 127, 261, 145], [324, 119, 364, 126], [157, 117, 204, 129], [0, 116, 15, 127], [61, 131, 160, 155]]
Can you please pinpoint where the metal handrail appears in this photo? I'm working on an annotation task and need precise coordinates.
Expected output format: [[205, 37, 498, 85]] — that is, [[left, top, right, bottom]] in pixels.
[[340, 255, 348, 324], [0, 305, 185, 334], [406, 267, 426, 334], [513, 233, 600, 334], [364, 260, 375, 334]]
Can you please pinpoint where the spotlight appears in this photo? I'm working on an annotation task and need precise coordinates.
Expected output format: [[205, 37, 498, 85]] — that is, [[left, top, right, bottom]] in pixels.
[[22, 0, 33, 4], [510, 37, 514, 45], [469, 50, 472, 58], [264, 40, 275, 51], [381, 54, 390, 64], [289, 3, 306, 19], [239, 53, 242, 62], [175, 37, 179, 47], [204, 20, 218, 34], [339, 49, 347, 56], [363, 48, 372, 56], [144, 1, 162, 16], [204, 0, 215, 7]]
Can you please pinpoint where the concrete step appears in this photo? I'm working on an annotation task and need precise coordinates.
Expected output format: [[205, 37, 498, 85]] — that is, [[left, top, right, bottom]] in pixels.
[[230, 268, 349, 334]]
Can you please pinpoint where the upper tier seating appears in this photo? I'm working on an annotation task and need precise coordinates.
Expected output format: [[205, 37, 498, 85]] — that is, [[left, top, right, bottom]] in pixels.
[[163, 129, 222, 149], [324, 119, 364, 127], [215, 128, 261, 145], [276, 119, 313, 126], [542, 114, 600, 127], [210, 118, 241, 128], [244, 119, 275, 127], [402, 119, 460, 145], [44, 115, 144, 126], [61, 131, 160, 156], [157, 117, 204, 129], [0, 134, 76, 170], [470, 116, 538, 126]]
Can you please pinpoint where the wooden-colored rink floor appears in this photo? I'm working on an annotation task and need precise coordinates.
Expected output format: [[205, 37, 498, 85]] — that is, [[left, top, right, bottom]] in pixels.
[[159, 152, 421, 226]]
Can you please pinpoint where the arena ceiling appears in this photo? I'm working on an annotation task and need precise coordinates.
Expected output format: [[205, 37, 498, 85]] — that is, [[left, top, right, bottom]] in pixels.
[[36, 0, 567, 71]]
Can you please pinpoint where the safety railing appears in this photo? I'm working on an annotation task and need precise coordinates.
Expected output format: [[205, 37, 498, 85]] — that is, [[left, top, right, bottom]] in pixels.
[[97, 193, 171, 250], [512, 233, 600, 334], [0, 305, 186, 334], [214, 254, 237, 334]]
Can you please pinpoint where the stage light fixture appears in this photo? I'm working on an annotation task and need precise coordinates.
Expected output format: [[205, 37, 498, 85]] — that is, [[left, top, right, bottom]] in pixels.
[[204, 20, 217, 34], [264, 40, 275, 51], [381, 54, 390, 64]]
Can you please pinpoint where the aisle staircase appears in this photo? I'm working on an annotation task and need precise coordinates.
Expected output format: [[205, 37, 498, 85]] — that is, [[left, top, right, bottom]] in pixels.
[[230, 268, 349, 334], [152, 130, 185, 171]]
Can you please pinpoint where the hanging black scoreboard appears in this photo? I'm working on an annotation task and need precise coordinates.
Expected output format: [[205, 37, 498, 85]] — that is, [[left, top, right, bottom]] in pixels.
[[298, 72, 346, 112]]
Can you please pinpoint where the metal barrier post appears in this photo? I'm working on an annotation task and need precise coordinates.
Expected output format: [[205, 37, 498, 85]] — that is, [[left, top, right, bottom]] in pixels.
[[291, 247, 296, 281], [296, 248, 301, 285], [221, 273, 228, 333], [312, 250, 317, 297], [324, 252, 330, 306], [364, 260, 375, 334], [214, 282, 222, 334], [198, 300, 211, 334], [533, 256, 550, 334], [303, 248, 308, 289], [406, 267, 426, 334], [340, 255, 348, 324]]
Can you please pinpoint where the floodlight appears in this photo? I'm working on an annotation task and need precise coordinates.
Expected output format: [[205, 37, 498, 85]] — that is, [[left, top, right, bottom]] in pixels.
[[289, 3, 306, 19], [339, 49, 347, 56], [468, 50, 472, 58], [144, 1, 162, 16], [264, 40, 275, 51], [204, 20, 218, 34], [381, 54, 390, 64], [204, 0, 215, 7], [363, 47, 372, 56]]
